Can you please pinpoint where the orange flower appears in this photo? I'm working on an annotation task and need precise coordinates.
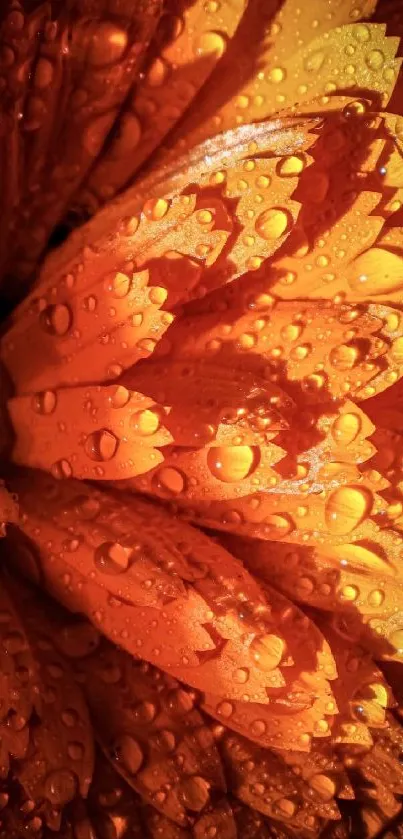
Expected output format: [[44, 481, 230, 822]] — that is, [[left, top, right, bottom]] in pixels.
[[1, 0, 403, 836]]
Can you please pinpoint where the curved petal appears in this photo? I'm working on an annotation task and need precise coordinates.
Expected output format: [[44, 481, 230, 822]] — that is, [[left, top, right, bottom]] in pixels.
[[0, 571, 94, 827], [74, 0, 248, 212], [6, 471, 336, 708]]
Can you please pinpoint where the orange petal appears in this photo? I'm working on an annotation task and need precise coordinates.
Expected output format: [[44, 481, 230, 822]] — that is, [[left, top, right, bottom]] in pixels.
[[7, 472, 336, 706], [160, 300, 403, 403], [73, 639, 226, 825], [221, 732, 340, 828], [74, 0, 248, 212], [5, 0, 163, 288], [166, 3, 380, 152], [0, 572, 94, 824]]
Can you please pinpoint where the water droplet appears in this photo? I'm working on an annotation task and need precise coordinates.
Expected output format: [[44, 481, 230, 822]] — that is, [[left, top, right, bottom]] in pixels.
[[109, 272, 131, 298], [52, 459, 73, 479], [44, 770, 78, 806], [32, 390, 57, 415], [178, 776, 210, 811], [40, 304, 72, 336], [331, 412, 361, 445], [273, 798, 296, 818], [329, 344, 359, 370], [94, 541, 134, 575], [269, 66, 286, 83], [131, 409, 161, 436], [151, 466, 186, 496], [84, 294, 97, 312], [339, 584, 359, 602], [113, 734, 143, 774], [353, 24, 370, 42], [217, 701, 234, 718], [61, 710, 79, 728], [195, 31, 226, 57], [325, 486, 372, 535], [368, 589, 384, 607], [152, 729, 176, 752], [110, 386, 130, 408], [2, 631, 26, 654], [366, 49, 384, 71], [304, 49, 326, 72], [309, 774, 336, 801], [56, 622, 99, 658], [290, 343, 311, 361], [250, 720, 266, 736], [280, 323, 302, 342], [166, 688, 194, 715], [249, 634, 285, 671], [255, 207, 289, 240], [207, 446, 259, 482], [146, 56, 169, 87], [85, 429, 119, 461], [67, 741, 84, 761], [234, 668, 249, 683], [277, 155, 305, 176], [75, 495, 100, 520], [143, 198, 169, 221]]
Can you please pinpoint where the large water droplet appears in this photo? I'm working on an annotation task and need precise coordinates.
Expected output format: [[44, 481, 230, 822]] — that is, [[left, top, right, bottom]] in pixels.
[[56, 622, 100, 658], [40, 303, 72, 336], [94, 541, 134, 575], [309, 774, 336, 801], [85, 429, 119, 461], [44, 770, 78, 806], [325, 486, 372, 535], [195, 31, 226, 57], [249, 634, 285, 671], [32, 390, 57, 415], [151, 466, 186, 496], [331, 412, 361, 445], [366, 49, 384, 71], [329, 344, 359, 370], [178, 776, 210, 811], [304, 49, 326, 72], [110, 385, 131, 409], [131, 409, 161, 436], [207, 446, 259, 482], [113, 734, 143, 774], [255, 208, 289, 240]]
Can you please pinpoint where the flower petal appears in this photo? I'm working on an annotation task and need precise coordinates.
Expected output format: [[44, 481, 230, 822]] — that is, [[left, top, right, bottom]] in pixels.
[[165, 3, 381, 152], [7, 472, 336, 707], [74, 0, 248, 212], [72, 639, 226, 825], [0, 572, 94, 826], [4, 0, 163, 290]]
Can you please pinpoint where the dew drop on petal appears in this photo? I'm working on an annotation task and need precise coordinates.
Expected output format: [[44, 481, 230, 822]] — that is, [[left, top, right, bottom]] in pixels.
[[255, 208, 289, 240], [85, 429, 119, 462], [113, 734, 143, 775], [40, 303, 72, 336], [249, 634, 285, 671], [207, 446, 259, 483], [94, 541, 134, 575], [131, 409, 161, 436], [325, 486, 372, 535], [44, 770, 78, 806], [151, 466, 186, 496], [331, 412, 361, 445], [32, 390, 57, 415], [178, 776, 210, 811]]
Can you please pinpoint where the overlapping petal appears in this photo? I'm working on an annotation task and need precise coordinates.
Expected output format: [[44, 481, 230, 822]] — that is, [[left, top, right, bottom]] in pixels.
[[5, 470, 337, 716]]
